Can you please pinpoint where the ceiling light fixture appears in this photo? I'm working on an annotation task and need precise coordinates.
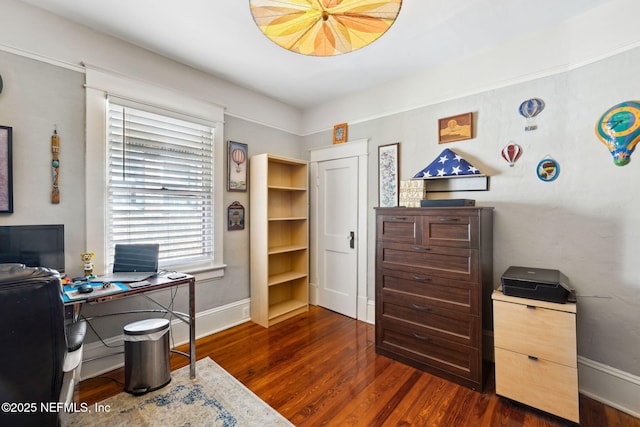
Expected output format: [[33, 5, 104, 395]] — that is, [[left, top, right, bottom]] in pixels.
[[250, 0, 402, 57]]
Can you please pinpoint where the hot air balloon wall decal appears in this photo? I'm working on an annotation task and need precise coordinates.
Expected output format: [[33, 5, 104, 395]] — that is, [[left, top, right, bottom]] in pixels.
[[595, 101, 640, 166], [228, 141, 248, 192], [501, 142, 522, 167], [519, 98, 545, 131]]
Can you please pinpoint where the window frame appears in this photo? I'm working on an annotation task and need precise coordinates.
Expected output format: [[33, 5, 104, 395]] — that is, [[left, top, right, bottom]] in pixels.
[[85, 67, 225, 279]]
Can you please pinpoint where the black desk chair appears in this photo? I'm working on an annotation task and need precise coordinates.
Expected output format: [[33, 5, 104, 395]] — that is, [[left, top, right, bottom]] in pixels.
[[0, 263, 85, 427]]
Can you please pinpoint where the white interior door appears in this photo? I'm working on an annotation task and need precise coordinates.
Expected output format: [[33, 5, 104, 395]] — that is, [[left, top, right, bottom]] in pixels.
[[317, 156, 358, 318]]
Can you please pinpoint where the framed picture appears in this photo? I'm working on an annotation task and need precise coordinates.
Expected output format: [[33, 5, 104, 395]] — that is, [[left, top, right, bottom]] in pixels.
[[227, 201, 245, 231], [378, 142, 400, 207], [438, 112, 473, 144], [228, 141, 248, 192], [333, 123, 348, 144], [0, 126, 13, 213]]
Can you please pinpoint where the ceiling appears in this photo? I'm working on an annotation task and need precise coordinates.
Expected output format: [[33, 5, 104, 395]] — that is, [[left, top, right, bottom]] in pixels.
[[19, 0, 608, 109]]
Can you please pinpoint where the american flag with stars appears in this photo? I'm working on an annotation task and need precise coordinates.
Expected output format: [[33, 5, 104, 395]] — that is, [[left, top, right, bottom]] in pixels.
[[413, 148, 481, 178]]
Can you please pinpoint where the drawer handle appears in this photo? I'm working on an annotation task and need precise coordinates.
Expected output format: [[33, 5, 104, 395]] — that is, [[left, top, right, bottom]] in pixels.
[[528, 355, 539, 361], [412, 332, 432, 341], [411, 246, 432, 251], [391, 217, 408, 221], [439, 218, 460, 222], [526, 305, 537, 310], [411, 303, 432, 311], [411, 275, 432, 282]]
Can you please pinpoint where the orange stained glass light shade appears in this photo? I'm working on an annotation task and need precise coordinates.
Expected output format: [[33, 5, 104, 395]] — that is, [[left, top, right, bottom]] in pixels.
[[250, 0, 402, 56]]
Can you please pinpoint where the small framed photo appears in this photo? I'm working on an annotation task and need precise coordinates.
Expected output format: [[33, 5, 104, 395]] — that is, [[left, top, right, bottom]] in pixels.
[[378, 142, 400, 207], [227, 201, 245, 231], [0, 126, 13, 213], [333, 123, 348, 144], [228, 141, 248, 192], [438, 112, 473, 144]]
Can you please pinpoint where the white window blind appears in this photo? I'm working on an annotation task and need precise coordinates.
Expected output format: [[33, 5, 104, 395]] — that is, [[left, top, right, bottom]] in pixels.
[[107, 101, 215, 268]]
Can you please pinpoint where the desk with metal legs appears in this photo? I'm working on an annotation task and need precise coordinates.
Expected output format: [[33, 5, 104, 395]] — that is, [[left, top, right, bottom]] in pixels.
[[65, 274, 196, 379]]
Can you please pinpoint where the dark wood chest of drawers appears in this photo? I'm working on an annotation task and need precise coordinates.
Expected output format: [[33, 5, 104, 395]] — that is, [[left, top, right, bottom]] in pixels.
[[375, 207, 493, 391]]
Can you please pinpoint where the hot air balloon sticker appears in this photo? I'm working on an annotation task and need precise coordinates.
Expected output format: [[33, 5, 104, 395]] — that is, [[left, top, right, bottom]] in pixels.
[[519, 98, 545, 131], [595, 101, 640, 166], [228, 141, 248, 192], [536, 156, 559, 182], [501, 142, 522, 167]]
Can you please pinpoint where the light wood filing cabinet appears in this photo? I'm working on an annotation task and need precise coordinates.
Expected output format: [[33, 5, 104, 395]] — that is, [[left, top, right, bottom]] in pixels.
[[492, 289, 579, 423], [375, 207, 494, 391], [250, 154, 309, 328]]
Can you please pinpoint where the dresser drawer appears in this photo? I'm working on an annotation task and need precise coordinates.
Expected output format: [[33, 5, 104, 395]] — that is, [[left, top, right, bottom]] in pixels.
[[422, 215, 478, 248], [377, 242, 478, 282], [376, 214, 417, 243], [378, 268, 478, 314], [494, 300, 577, 367], [380, 296, 478, 346], [378, 322, 479, 382], [495, 348, 579, 422]]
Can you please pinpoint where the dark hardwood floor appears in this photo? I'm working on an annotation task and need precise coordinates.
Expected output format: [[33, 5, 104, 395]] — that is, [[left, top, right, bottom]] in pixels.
[[78, 306, 639, 426]]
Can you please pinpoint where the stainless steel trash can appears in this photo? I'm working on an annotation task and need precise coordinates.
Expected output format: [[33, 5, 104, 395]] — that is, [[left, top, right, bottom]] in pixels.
[[124, 318, 171, 395]]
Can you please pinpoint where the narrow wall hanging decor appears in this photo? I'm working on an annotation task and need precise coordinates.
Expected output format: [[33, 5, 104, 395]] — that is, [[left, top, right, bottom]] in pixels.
[[228, 141, 248, 192], [250, 0, 402, 56], [378, 142, 400, 207], [51, 127, 60, 204]]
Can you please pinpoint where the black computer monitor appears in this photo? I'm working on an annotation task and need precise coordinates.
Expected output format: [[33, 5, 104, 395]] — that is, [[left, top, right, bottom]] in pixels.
[[0, 224, 65, 273]]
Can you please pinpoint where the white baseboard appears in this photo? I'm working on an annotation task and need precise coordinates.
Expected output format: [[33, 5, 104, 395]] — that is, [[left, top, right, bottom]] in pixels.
[[578, 356, 640, 418], [80, 298, 251, 380], [365, 299, 375, 324]]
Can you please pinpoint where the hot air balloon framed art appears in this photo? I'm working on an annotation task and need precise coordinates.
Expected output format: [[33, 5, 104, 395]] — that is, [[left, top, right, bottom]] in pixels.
[[228, 141, 248, 192], [536, 156, 560, 182], [595, 100, 640, 166]]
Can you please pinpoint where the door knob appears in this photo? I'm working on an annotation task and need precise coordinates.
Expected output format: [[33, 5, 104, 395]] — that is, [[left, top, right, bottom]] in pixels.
[[349, 231, 355, 249]]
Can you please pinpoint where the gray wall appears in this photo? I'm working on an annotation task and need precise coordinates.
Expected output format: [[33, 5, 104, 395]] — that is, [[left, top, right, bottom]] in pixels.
[[0, 50, 303, 340], [304, 47, 640, 377]]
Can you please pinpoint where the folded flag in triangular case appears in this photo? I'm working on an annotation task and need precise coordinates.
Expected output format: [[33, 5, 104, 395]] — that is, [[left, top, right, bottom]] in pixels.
[[413, 148, 482, 178]]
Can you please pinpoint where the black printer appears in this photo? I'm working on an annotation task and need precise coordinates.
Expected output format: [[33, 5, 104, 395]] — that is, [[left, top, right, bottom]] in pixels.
[[501, 266, 576, 304]]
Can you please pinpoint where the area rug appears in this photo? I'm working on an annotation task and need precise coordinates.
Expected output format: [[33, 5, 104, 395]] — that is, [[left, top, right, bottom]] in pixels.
[[63, 357, 293, 427]]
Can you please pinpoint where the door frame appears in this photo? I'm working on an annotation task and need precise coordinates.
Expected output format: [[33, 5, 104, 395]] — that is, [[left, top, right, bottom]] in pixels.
[[309, 139, 369, 322]]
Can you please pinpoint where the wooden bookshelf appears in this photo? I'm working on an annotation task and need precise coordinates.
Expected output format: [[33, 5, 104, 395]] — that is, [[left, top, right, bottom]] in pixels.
[[250, 154, 309, 327]]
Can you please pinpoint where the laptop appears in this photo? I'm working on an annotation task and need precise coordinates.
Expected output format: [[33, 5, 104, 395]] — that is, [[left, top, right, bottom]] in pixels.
[[99, 244, 159, 282]]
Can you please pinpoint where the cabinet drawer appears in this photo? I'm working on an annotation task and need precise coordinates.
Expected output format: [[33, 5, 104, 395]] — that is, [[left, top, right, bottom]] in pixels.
[[495, 348, 579, 423], [378, 269, 478, 314], [422, 215, 478, 248], [378, 322, 479, 382], [377, 242, 478, 282], [494, 300, 576, 367], [376, 214, 417, 243], [380, 297, 478, 347]]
